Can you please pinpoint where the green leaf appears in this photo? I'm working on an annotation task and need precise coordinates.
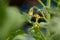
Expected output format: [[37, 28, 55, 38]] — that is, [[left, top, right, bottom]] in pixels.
[[0, 7, 27, 40]]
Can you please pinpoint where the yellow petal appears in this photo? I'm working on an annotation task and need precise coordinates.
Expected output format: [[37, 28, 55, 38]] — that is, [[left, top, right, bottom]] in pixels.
[[28, 7, 34, 16]]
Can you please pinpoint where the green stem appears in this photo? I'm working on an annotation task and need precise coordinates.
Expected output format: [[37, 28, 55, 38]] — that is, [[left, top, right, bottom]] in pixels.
[[38, 0, 46, 8], [34, 6, 45, 17], [46, 28, 51, 37], [39, 31, 46, 40], [37, 0, 51, 22], [45, 10, 50, 22], [46, 0, 51, 21], [47, 0, 51, 8]]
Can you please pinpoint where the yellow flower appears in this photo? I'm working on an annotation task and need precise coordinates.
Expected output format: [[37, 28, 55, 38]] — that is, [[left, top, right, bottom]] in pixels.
[[28, 7, 33, 16], [34, 14, 40, 19], [29, 7, 42, 22]]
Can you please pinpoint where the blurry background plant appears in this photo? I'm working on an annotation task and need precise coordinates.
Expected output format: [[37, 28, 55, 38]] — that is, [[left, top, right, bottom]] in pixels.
[[0, 0, 60, 40], [53, 0, 60, 6]]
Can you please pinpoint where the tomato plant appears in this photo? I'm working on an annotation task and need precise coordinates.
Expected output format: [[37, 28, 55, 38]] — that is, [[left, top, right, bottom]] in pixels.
[[0, 0, 60, 40]]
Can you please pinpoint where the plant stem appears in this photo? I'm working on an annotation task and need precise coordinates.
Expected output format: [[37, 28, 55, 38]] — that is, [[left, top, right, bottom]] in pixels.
[[46, 28, 51, 37], [45, 9, 50, 22], [47, 0, 51, 8], [38, 0, 46, 8], [37, 0, 51, 22], [46, 0, 51, 21]]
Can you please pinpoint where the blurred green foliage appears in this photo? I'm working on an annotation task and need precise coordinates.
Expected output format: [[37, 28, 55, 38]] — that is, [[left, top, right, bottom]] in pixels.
[[0, 0, 60, 40], [53, 0, 60, 6], [0, 0, 28, 40]]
